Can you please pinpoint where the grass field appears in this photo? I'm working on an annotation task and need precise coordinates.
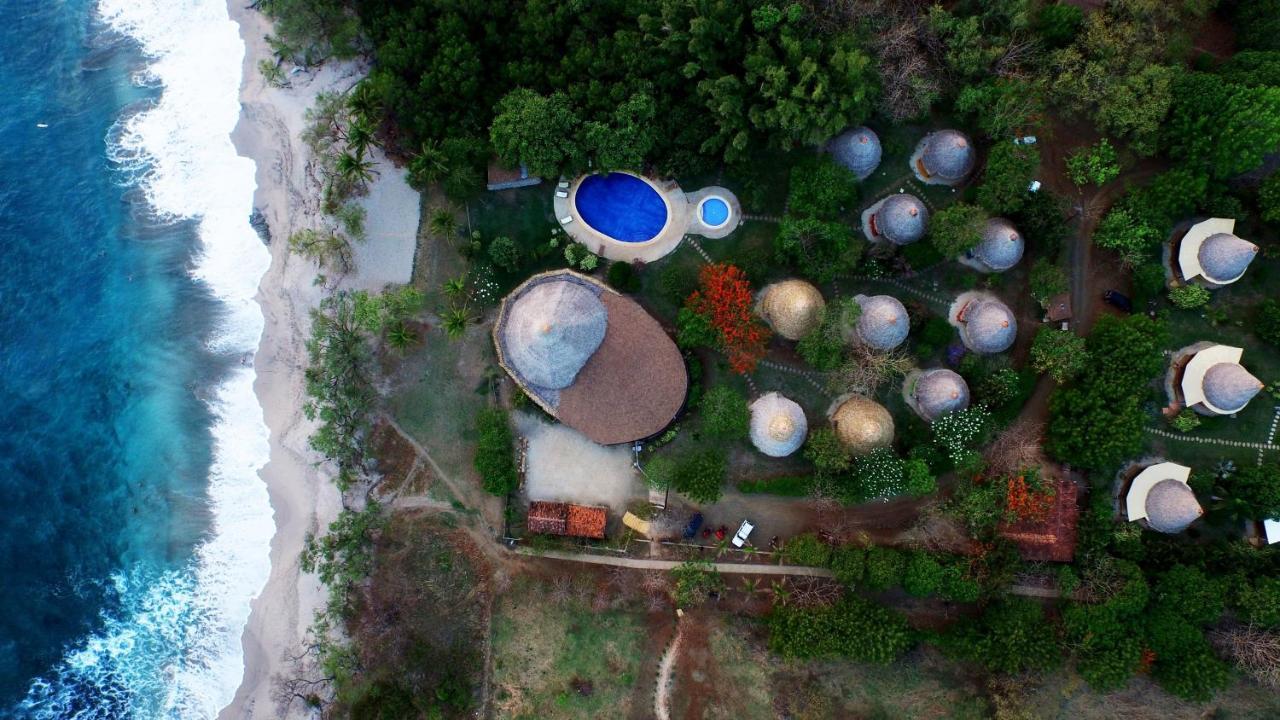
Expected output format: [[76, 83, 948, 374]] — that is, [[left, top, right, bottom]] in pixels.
[[491, 575, 652, 720]]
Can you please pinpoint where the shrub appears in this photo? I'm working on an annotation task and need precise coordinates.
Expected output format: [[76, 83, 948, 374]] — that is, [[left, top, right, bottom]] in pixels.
[[1146, 609, 1231, 701], [1169, 409, 1200, 433], [1030, 327, 1089, 382], [1029, 258, 1068, 309], [804, 428, 852, 476], [1168, 284, 1210, 309], [787, 154, 860, 220], [699, 384, 749, 440], [977, 142, 1040, 215], [672, 448, 728, 503], [902, 552, 945, 597], [928, 202, 988, 256], [606, 260, 640, 292], [932, 406, 993, 463], [844, 447, 908, 502], [768, 597, 913, 663], [1255, 299, 1280, 347], [775, 216, 862, 282], [784, 533, 832, 567], [943, 598, 1062, 674], [487, 235, 520, 271], [671, 561, 725, 607], [1066, 139, 1120, 186], [864, 547, 905, 591], [474, 409, 518, 496], [1235, 576, 1280, 627], [903, 458, 937, 496], [1152, 565, 1225, 625], [829, 545, 865, 585]]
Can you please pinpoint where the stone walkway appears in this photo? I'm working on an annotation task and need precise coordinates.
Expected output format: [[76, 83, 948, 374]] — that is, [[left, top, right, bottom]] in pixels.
[[849, 275, 951, 312], [741, 213, 781, 223], [1145, 426, 1280, 451], [756, 359, 830, 397], [683, 236, 713, 263]]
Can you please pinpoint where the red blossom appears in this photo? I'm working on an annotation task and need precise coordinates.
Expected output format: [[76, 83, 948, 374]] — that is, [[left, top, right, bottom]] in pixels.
[[685, 263, 770, 373]]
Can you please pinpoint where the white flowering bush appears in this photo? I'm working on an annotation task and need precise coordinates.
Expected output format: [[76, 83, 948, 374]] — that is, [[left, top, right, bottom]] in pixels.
[[932, 406, 993, 463], [848, 447, 906, 501]]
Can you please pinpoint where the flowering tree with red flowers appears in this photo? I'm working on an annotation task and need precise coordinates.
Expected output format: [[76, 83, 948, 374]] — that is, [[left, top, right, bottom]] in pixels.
[[1005, 474, 1055, 522], [685, 263, 770, 373]]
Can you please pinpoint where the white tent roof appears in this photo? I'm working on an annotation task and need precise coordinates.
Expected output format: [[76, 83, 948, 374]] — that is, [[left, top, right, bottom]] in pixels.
[[1265, 519, 1280, 544], [1126, 462, 1192, 522], [1181, 344, 1246, 414], [1179, 218, 1236, 283]]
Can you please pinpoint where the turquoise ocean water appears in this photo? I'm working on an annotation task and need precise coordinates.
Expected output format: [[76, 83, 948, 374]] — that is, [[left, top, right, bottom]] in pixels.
[[0, 1, 271, 716]]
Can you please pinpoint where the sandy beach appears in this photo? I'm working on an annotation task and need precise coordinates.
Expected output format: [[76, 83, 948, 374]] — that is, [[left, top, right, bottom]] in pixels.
[[221, 3, 420, 717]]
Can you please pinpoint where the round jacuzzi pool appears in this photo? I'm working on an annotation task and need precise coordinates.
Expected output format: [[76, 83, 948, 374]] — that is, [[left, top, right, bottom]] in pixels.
[[573, 172, 669, 243], [700, 197, 731, 228]]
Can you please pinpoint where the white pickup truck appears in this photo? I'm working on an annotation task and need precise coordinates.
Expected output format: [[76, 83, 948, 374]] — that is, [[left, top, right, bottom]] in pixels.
[[731, 519, 755, 548]]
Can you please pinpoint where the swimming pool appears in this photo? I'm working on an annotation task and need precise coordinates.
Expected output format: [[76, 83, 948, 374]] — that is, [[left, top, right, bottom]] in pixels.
[[574, 172, 668, 243], [700, 197, 730, 227]]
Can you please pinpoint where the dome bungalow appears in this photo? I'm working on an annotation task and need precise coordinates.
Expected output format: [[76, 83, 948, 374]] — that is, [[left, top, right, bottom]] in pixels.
[[1125, 462, 1203, 534], [758, 279, 826, 341], [1176, 218, 1258, 287], [955, 296, 1017, 354], [829, 395, 894, 456], [1179, 344, 1263, 416], [853, 294, 910, 351], [493, 270, 687, 445], [966, 218, 1024, 272], [749, 392, 808, 457], [865, 193, 929, 245], [912, 129, 976, 185], [827, 126, 882, 180], [906, 368, 970, 422]]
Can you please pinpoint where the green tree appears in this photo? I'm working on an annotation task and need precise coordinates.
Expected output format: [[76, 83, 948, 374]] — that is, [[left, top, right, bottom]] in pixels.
[[804, 428, 852, 476], [300, 503, 384, 614], [864, 547, 905, 591], [352, 286, 424, 336], [977, 142, 1040, 215], [903, 458, 937, 497], [1152, 565, 1225, 625], [1030, 327, 1089, 382], [1093, 205, 1163, 265], [1212, 465, 1280, 521], [787, 154, 860, 220], [956, 78, 1047, 138], [1066, 139, 1120, 186], [289, 227, 355, 272], [928, 203, 988, 256], [1259, 173, 1280, 225], [1164, 73, 1280, 178], [489, 89, 582, 178], [1256, 299, 1280, 347], [1029, 258, 1069, 309], [1146, 609, 1231, 701], [673, 448, 728, 503], [1235, 576, 1280, 627], [902, 552, 945, 597], [259, 0, 364, 64], [830, 545, 865, 585], [768, 597, 913, 663], [474, 409, 518, 496], [487, 236, 521, 273], [943, 598, 1062, 674], [699, 385, 749, 441], [796, 299, 858, 371], [1033, 3, 1084, 48], [774, 216, 862, 283], [783, 533, 832, 567], [304, 292, 376, 490]]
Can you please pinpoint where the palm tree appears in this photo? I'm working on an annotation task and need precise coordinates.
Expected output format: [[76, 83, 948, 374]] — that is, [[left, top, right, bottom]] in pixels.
[[442, 276, 467, 300], [442, 307, 471, 340], [386, 321, 416, 351], [740, 577, 760, 595], [408, 140, 448, 188], [346, 80, 381, 123], [428, 208, 458, 242], [345, 118, 378, 159], [769, 579, 791, 607], [336, 150, 376, 189]]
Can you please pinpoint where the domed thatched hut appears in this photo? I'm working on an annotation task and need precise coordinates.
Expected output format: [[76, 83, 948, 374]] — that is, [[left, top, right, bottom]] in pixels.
[[828, 395, 894, 456], [1179, 344, 1263, 416], [967, 218, 1024, 272], [1125, 462, 1203, 534], [853, 294, 909, 351], [1176, 218, 1258, 287], [906, 368, 970, 422], [759, 279, 826, 341], [955, 296, 1016, 354], [827, 126, 882, 180], [749, 392, 808, 457], [494, 270, 687, 444], [912, 129, 976, 185], [866, 193, 929, 245]]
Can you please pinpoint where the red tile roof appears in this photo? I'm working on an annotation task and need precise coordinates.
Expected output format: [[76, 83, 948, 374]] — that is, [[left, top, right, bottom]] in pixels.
[[527, 501, 568, 535], [566, 504, 607, 539]]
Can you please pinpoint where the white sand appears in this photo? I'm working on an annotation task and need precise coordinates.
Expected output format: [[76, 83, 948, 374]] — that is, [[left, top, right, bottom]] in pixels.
[[221, 3, 420, 718], [514, 411, 644, 512]]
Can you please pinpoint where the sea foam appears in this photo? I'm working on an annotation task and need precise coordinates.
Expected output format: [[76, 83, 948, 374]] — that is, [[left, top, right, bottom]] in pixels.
[[19, 0, 272, 716]]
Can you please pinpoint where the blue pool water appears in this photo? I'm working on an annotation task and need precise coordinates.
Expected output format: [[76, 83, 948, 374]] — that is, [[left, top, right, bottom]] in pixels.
[[701, 197, 729, 226], [574, 173, 668, 242]]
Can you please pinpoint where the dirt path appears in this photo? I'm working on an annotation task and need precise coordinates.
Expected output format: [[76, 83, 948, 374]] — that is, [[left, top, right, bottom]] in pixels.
[[654, 622, 683, 720], [520, 548, 837, 576]]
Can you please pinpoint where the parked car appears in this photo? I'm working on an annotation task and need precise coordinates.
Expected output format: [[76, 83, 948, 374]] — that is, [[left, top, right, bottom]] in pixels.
[[682, 512, 703, 540], [1103, 289, 1132, 313], [731, 519, 755, 548]]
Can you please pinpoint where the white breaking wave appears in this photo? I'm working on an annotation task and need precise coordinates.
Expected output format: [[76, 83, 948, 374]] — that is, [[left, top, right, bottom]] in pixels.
[[19, 0, 272, 717]]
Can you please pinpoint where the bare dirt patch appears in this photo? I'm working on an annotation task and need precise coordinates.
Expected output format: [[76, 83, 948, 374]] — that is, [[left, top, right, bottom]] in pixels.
[[515, 411, 645, 512]]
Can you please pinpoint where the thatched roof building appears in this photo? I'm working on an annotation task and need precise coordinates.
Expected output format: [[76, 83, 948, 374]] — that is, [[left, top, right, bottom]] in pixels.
[[829, 395, 894, 456], [1125, 462, 1202, 534], [495, 270, 686, 445], [969, 218, 1024, 272], [759, 279, 825, 341], [870, 193, 929, 245], [828, 126, 882, 180], [1180, 344, 1263, 416], [749, 392, 808, 457], [854, 294, 909, 350], [909, 368, 970, 422], [1177, 218, 1258, 287], [957, 297, 1016, 354], [915, 129, 976, 184]]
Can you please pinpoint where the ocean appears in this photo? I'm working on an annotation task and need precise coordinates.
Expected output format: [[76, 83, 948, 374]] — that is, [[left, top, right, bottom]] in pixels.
[[0, 0, 272, 717]]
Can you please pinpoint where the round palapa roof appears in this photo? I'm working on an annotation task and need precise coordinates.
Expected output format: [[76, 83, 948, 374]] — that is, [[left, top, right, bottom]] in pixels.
[[830, 126, 882, 180], [1202, 361, 1263, 414], [1198, 232, 1258, 283], [921, 129, 976, 181], [875, 194, 929, 245], [498, 276, 607, 390], [830, 396, 894, 455], [973, 218, 1024, 271], [913, 369, 970, 421], [761, 279, 826, 341], [962, 299, 1016, 354], [1144, 479, 1203, 533], [749, 392, 808, 457], [855, 294, 909, 350]]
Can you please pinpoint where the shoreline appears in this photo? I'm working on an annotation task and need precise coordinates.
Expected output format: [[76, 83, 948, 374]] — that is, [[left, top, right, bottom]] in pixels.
[[222, 3, 420, 717]]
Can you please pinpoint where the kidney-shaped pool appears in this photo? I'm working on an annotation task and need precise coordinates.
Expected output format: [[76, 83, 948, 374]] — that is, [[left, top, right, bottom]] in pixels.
[[574, 172, 669, 243]]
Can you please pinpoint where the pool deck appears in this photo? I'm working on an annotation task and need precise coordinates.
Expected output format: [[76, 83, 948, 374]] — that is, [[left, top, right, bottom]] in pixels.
[[554, 172, 740, 263]]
